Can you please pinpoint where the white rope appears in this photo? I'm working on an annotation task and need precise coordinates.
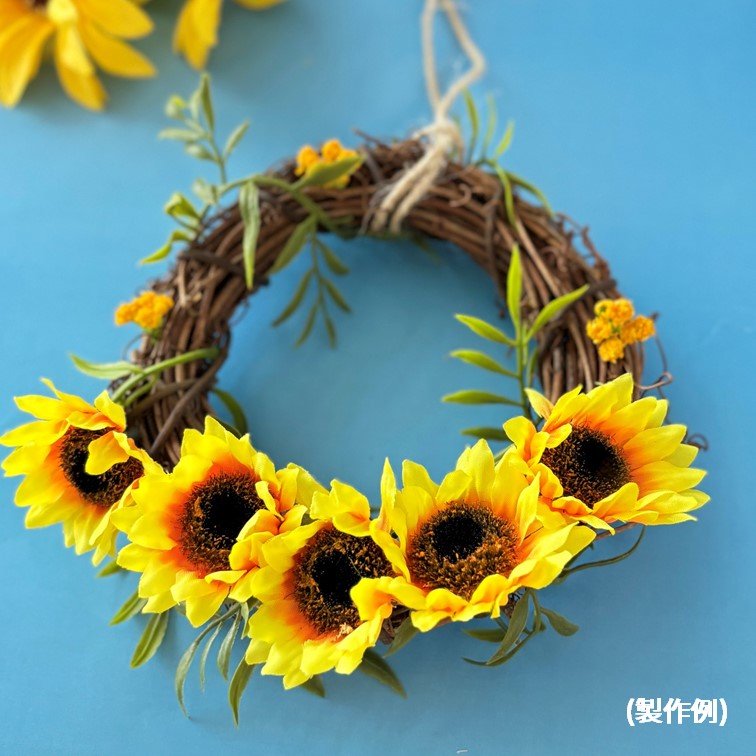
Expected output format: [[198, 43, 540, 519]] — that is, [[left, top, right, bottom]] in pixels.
[[370, 0, 486, 233]]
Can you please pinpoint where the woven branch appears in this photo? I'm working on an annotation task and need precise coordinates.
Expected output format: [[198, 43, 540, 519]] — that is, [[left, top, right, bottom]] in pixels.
[[115, 138, 642, 466]]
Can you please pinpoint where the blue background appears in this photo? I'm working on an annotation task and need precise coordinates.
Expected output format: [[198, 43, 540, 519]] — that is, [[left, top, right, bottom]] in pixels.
[[1, 1, 754, 754]]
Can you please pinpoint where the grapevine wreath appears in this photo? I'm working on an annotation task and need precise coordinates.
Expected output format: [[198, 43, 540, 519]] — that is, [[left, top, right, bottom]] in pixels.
[[1, 2, 708, 724]]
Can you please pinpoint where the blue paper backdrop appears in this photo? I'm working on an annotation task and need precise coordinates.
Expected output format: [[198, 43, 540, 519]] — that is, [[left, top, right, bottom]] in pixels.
[[1, 1, 754, 754]]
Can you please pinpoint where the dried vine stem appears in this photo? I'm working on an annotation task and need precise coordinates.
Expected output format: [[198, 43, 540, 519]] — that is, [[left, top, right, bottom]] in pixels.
[[114, 138, 643, 466]]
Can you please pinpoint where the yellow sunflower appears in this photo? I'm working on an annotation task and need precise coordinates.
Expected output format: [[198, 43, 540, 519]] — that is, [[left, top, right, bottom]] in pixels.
[[113, 416, 319, 626], [366, 442, 595, 633], [173, 0, 284, 71], [244, 471, 399, 689], [0, 379, 154, 564], [0, 0, 155, 110], [504, 373, 709, 531]]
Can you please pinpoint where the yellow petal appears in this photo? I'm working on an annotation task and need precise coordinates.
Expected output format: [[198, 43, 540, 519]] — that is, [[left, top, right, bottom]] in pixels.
[[0, 16, 54, 107], [54, 30, 106, 110], [75, 0, 154, 39]]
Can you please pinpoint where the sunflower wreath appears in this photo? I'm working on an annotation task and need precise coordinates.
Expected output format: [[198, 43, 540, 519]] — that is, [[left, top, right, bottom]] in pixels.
[[1, 9, 709, 721]]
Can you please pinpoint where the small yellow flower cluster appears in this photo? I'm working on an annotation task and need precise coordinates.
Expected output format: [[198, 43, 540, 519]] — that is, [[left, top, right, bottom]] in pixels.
[[586, 298, 655, 363], [115, 292, 174, 331], [295, 139, 359, 188]]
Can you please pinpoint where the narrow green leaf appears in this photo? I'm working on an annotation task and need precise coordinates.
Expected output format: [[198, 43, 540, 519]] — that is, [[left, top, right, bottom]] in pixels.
[[507, 171, 554, 216], [481, 94, 497, 157], [223, 121, 250, 159], [185, 143, 214, 162], [269, 217, 314, 274], [175, 633, 203, 717], [110, 590, 147, 626], [384, 618, 419, 657], [322, 278, 351, 313], [272, 270, 313, 327], [560, 526, 646, 580], [463, 89, 479, 158], [70, 354, 137, 381], [463, 627, 507, 642], [164, 95, 187, 121], [228, 658, 255, 726], [158, 128, 200, 142], [239, 179, 260, 289], [97, 559, 123, 578], [199, 73, 214, 131], [130, 610, 170, 668], [199, 622, 223, 690], [455, 314, 516, 346], [295, 303, 318, 346], [487, 593, 529, 665], [461, 426, 510, 442], [217, 611, 242, 681], [318, 241, 350, 275], [210, 388, 248, 436], [491, 162, 517, 227], [164, 192, 200, 220], [324, 314, 337, 347], [506, 244, 523, 332], [527, 285, 589, 340], [494, 119, 515, 157], [294, 154, 364, 189], [192, 177, 218, 206], [449, 349, 516, 377], [357, 649, 406, 697], [541, 607, 579, 636], [140, 229, 193, 266], [299, 676, 326, 698], [442, 390, 519, 406]]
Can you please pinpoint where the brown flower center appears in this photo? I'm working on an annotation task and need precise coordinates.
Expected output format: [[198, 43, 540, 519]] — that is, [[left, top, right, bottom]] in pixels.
[[540, 425, 631, 507], [407, 503, 518, 600], [26, 1, 48, 9], [293, 527, 392, 638], [59, 427, 144, 508], [178, 472, 264, 575]]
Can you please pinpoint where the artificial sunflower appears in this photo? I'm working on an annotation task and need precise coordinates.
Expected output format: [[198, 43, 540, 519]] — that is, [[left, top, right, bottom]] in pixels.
[[368, 442, 595, 633], [173, 0, 284, 71], [244, 472, 399, 689], [113, 416, 318, 626], [504, 373, 709, 531], [0, 379, 154, 564], [0, 0, 155, 110]]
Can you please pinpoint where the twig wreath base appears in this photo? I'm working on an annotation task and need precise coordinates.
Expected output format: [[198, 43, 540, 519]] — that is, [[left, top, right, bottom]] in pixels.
[[121, 137, 642, 468]]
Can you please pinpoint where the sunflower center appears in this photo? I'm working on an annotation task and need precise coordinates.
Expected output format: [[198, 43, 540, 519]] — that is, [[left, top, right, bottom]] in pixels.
[[540, 425, 631, 507], [178, 472, 264, 575], [26, 0, 48, 9], [58, 427, 144, 508], [293, 528, 392, 638], [407, 503, 518, 600]]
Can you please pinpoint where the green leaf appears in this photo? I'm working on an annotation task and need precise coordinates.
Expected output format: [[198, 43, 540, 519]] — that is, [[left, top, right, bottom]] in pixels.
[[487, 593, 530, 665], [449, 349, 517, 377], [269, 217, 314, 274], [541, 607, 579, 636], [96, 560, 123, 578], [357, 649, 406, 697], [384, 618, 419, 657], [324, 313, 337, 347], [295, 303, 318, 346], [442, 390, 519, 406], [318, 241, 349, 275], [463, 89, 479, 158], [455, 314, 516, 346], [164, 192, 200, 221], [272, 270, 313, 327], [185, 143, 215, 162], [199, 73, 214, 131], [110, 590, 147, 626], [70, 354, 137, 381], [559, 526, 646, 581], [130, 610, 170, 668], [223, 121, 250, 160], [192, 177, 218, 206], [490, 162, 517, 227], [507, 171, 554, 216], [158, 128, 201, 142], [164, 95, 187, 121], [322, 277, 351, 313], [481, 94, 497, 157], [527, 285, 589, 340], [217, 610, 243, 681], [210, 388, 248, 436], [175, 632, 204, 717], [140, 229, 193, 265], [228, 658, 255, 726], [461, 426, 510, 442], [506, 244, 523, 333], [199, 622, 223, 690], [299, 676, 326, 698], [463, 627, 507, 643], [494, 120, 515, 157], [294, 154, 364, 189], [239, 179, 261, 289]]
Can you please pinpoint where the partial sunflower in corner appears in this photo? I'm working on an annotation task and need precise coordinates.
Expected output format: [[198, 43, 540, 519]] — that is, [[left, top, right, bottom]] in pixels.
[[173, 0, 284, 70], [504, 374, 709, 531], [0, 380, 155, 564], [0, 0, 155, 110]]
